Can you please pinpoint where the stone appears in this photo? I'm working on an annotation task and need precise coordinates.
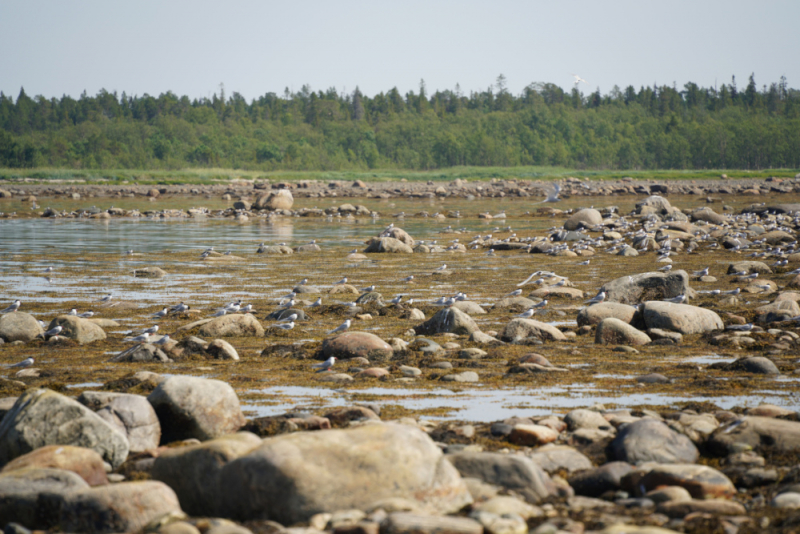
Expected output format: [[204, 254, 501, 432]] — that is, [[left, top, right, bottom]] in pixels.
[[132, 266, 166, 278], [364, 237, 413, 253], [708, 416, 800, 455], [78, 392, 161, 453], [381, 513, 482, 534], [637, 464, 735, 499], [602, 270, 691, 305], [595, 318, 651, 345], [110, 343, 170, 363], [727, 261, 772, 275], [645, 486, 692, 504], [642, 301, 723, 334], [59, 481, 182, 534], [207, 339, 240, 360], [447, 451, 557, 504], [527, 445, 592, 474], [1, 445, 108, 486], [0, 312, 44, 342], [469, 510, 527, 534], [772, 492, 800, 509], [493, 296, 537, 310], [451, 301, 488, 315], [577, 302, 638, 326], [564, 208, 603, 231], [198, 314, 265, 337], [322, 332, 394, 361], [736, 356, 781, 374], [147, 376, 246, 443], [500, 318, 566, 342], [46, 315, 106, 344], [636, 195, 672, 213], [473, 495, 543, 519], [0, 467, 90, 530], [610, 419, 698, 465], [0, 389, 129, 469], [656, 499, 746, 518], [151, 432, 261, 516], [441, 371, 479, 383], [414, 307, 479, 336], [255, 190, 293, 210], [568, 462, 634, 497], [565, 409, 615, 432], [507, 424, 559, 447], [217, 423, 472, 524], [528, 286, 584, 299], [383, 227, 415, 246]]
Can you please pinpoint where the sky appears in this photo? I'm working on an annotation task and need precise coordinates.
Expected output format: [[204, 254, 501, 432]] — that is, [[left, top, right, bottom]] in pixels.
[[2, 0, 799, 102]]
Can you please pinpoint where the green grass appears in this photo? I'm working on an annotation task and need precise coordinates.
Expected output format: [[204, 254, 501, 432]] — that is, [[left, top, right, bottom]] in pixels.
[[1, 166, 798, 185]]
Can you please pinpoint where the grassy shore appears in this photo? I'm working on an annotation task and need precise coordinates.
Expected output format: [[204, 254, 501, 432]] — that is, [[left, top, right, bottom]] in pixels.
[[1, 166, 798, 185]]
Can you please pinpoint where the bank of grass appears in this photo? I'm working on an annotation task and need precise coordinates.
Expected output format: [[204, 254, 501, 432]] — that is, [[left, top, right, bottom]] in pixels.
[[0, 166, 798, 185]]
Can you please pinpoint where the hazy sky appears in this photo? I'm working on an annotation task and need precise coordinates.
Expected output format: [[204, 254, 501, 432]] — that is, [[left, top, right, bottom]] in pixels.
[[2, 0, 799, 101]]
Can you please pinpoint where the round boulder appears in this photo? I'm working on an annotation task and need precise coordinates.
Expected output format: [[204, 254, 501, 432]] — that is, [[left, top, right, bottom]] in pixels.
[[595, 318, 651, 346], [322, 332, 393, 361], [47, 316, 106, 344], [0, 312, 44, 342], [564, 208, 603, 231]]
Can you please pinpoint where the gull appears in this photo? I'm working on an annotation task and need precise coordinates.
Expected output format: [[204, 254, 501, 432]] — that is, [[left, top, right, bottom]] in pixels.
[[533, 183, 561, 204], [310, 297, 322, 307], [788, 267, 800, 275], [42, 325, 63, 337], [693, 267, 710, 277], [402, 275, 415, 282], [584, 291, 606, 305], [43, 266, 54, 273], [274, 321, 295, 330], [504, 289, 523, 298], [663, 294, 687, 304], [282, 299, 296, 309], [360, 285, 375, 293], [312, 356, 337, 372], [721, 288, 741, 295], [8, 357, 34, 369], [572, 74, 588, 86], [328, 319, 351, 334], [240, 304, 254, 313], [516, 309, 536, 319], [727, 323, 754, 331], [152, 308, 169, 319], [210, 309, 227, 318], [68, 309, 78, 316], [698, 289, 721, 295], [333, 277, 348, 285], [154, 334, 171, 345], [516, 270, 557, 287], [278, 313, 298, 323], [754, 284, 773, 293], [729, 270, 747, 276], [741, 272, 759, 279], [1, 301, 21, 314], [344, 302, 358, 308], [141, 325, 159, 335], [297, 278, 308, 286], [658, 265, 673, 272], [532, 299, 548, 309], [577, 260, 590, 265], [78, 311, 94, 319], [280, 291, 297, 301], [98, 294, 112, 303], [434, 264, 447, 272], [124, 332, 150, 343], [171, 302, 189, 313], [407, 298, 414, 306], [390, 295, 403, 305]]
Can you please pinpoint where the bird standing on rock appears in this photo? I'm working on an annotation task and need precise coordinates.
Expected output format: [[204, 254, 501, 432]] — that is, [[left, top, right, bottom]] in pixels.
[[1, 301, 21, 314], [312, 357, 337, 372]]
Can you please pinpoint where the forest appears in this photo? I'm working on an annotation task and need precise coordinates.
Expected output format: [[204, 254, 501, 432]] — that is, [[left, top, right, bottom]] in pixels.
[[1, 74, 798, 172]]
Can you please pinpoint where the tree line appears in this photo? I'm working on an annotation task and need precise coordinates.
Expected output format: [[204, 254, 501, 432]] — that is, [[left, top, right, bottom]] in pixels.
[[1, 74, 798, 171]]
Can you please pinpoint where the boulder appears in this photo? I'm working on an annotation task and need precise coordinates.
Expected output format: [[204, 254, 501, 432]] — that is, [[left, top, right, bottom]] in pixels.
[[414, 307, 479, 336], [0, 389, 129, 468], [602, 271, 691, 305], [109, 343, 170, 363], [147, 376, 246, 443], [151, 432, 261, 516], [636, 464, 735, 499], [528, 445, 593, 474], [610, 419, 698, 465], [708, 416, 800, 455], [565, 409, 615, 432], [636, 195, 672, 213], [642, 301, 723, 334], [0, 312, 44, 342], [321, 332, 393, 361], [690, 207, 728, 225], [383, 227, 415, 246], [0, 467, 90, 530], [568, 462, 634, 497], [447, 451, 557, 504], [564, 208, 603, 231], [217, 423, 472, 524], [500, 318, 566, 342], [577, 302, 638, 326], [528, 286, 584, 299], [78, 392, 161, 453], [1, 445, 108, 486], [382, 513, 482, 534], [255, 190, 293, 210], [47, 315, 106, 344], [295, 243, 322, 253], [450, 301, 487, 315], [59, 481, 182, 534], [364, 237, 414, 253], [132, 267, 166, 278], [198, 313, 265, 337], [595, 318, 651, 345], [727, 261, 772, 275], [207, 339, 240, 360]]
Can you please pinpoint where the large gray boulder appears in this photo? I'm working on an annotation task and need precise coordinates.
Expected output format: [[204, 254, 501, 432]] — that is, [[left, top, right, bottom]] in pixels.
[[198, 313, 265, 337], [364, 237, 414, 253], [414, 307, 479, 336], [0, 467, 90, 530], [636, 195, 672, 213], [78, 392, 161, 453], [500, 318, 566, 342], [602, 271, 692, 305], [564, 208, 603, 231], [577, 302, 638, 326], [610, 419, 698, 465], [595, 318, 651, 346], [47, 315, 106, 344], [151, 432, 261, 516], [383, 227, 415, 246], [109, 343, 170, 363], [147, 376, 246, 443], [0, 312, 44, 342], [642, 301, 723, 334], [0, 389, 129, 468], [218, 423, 472, 524], [708, 416, 800, 455], [59, 481, 182, 534], [322, 331, 394, 361], [255, 189, 293, 210], [447, 451, 557, 504], [727, 261, 772, 275]]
